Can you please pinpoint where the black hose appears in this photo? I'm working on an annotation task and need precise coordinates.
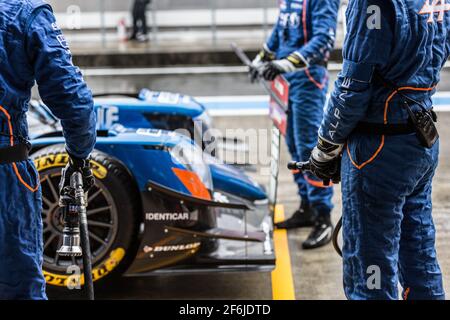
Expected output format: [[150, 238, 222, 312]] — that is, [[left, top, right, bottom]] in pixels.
[[73, 172, 95, 300], [332, 217, 342, 258], [80, 216, 95, 300]]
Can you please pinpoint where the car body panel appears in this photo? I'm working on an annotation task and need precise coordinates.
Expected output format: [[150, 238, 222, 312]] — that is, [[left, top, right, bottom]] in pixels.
[[31, 127, 275, 275]]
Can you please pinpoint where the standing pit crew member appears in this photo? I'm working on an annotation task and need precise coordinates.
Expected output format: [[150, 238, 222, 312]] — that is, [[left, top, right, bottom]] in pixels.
[[308, 0, 449, 299], [0, 0, 96, 299], [252, 0, 341, 249], [130, 0, 151, 42]]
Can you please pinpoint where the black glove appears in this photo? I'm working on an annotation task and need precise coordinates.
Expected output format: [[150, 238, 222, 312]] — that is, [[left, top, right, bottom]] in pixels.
[[60, 152, 95, 194], [250, 46, 276, 83], [308, 138, 344, 185], [262, 53, 307, 81], [309, 156, 342, 186], [262, 62, 284, 81], [249, 66, 261, 83]]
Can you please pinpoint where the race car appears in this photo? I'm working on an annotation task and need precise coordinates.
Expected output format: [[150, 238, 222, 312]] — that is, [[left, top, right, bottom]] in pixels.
[[29, 89, 275, 292], [30, 89, 240, 158]]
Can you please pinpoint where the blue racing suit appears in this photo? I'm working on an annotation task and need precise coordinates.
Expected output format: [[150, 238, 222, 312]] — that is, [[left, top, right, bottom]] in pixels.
[[266, 0, 340, 213], [0, 0, 96, 299], [319, 0, 449, 299]]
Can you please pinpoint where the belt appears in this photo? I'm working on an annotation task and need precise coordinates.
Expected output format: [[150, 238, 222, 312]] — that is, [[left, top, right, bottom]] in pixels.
[[0, 143, 30, 165], [353, 122, 416, 136]]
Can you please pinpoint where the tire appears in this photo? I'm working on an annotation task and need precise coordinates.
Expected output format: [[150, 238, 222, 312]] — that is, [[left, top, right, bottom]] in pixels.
[[31, 145, 141, 295]]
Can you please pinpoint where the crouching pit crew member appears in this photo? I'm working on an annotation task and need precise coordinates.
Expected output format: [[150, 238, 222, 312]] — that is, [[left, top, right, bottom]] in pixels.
[[307, 0, 449, 299], [0, 0, 96, 299]]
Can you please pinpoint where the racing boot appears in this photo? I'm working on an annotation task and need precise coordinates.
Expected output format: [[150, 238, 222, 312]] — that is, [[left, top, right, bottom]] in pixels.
[[302, 209, 333, 250], [137, 34, 149, 43], [275, 202, 315, 229]]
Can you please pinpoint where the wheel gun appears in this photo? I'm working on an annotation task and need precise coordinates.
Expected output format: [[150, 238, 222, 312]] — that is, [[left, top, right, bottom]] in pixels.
[[287, 161, 343, 257], [287, 161, 312, 173], [57, 172, 95, 300], [288, 161, 339, 186]]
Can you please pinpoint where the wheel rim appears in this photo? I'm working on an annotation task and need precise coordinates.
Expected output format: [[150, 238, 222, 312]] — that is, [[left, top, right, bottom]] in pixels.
[[41, 168, 119, 274]]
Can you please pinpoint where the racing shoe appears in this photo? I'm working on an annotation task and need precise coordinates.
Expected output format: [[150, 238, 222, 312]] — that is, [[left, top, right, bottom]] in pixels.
[[137, 34, 150, 43], [275, 203, 315, 229], [302, 210, 333, 250]]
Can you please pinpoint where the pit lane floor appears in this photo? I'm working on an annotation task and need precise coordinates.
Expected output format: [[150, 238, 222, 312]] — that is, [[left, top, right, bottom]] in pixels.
[[89, 113, 450, 300], [41, 69, 450, 300]]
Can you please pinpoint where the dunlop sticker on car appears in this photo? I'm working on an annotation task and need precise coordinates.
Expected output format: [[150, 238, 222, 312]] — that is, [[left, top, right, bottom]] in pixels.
[[143, 242, 201, 253], [34, 154, 108, 179], [43, 248, 125, 287]]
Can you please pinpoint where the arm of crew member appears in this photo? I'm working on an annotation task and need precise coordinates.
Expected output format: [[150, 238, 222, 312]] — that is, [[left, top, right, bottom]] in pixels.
[[293, 0, 340, 66], [319, 0, 395, 144], [265, 19, 280, 54], [26, 7, 96, 159]]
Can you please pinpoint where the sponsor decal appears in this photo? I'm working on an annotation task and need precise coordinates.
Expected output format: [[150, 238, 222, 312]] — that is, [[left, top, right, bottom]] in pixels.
[[44, 248, 125, 287], [157, 92, 181, 105], [213, 192, 230, 203], [34, 154, 108, 179], [56, 34, 69, 49], [140, 90, 182, 105], [419, 0, 450, 23], [96, 105, 119, 130], [145, 212, 190, 221], [51, 23, 60, 31], [143, 242, 201, 253], [136, 128, 163, 137], [279, 12, 301, 28]]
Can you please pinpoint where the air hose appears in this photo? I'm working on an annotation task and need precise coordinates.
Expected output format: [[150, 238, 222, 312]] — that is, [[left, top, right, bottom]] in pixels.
[[332, 217, 342, 257]]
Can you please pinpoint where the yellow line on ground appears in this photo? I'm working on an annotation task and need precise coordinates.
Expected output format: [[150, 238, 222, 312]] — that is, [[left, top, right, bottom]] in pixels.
[[271, 204, 296, 300]]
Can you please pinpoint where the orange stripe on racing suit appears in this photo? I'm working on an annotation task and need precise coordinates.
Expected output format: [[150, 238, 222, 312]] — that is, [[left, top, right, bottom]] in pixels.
[[302, 0, 308, 44], [291, 170, 333, 188], [347, 86, 435, 170], [0, 105, 39, 192], [301, 0, 328, 90], [305, 69, 328, 90], [304, 174, 333, 188]]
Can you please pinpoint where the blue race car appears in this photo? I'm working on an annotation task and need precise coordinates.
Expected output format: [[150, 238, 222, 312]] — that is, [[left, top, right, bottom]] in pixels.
[[29, 89, 275, 291]]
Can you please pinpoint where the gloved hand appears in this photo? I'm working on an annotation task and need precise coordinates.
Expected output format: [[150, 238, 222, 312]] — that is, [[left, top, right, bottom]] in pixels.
[[309, 137, 343, 185], [262, 52, 307, 81], [250, 46, 275, 83], [59, 152, 95, 194]]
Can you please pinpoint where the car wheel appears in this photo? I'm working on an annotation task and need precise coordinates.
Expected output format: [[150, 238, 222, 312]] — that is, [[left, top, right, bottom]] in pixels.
[[31, 145, 141, 295]]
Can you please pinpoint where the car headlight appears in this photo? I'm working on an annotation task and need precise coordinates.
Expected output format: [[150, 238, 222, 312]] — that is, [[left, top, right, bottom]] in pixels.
[[169, 140, 213, 191]]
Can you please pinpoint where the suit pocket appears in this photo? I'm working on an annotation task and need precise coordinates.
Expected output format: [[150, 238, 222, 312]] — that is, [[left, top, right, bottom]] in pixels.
[[12, 160, 40, 192], [346, 133, 385, 170]]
